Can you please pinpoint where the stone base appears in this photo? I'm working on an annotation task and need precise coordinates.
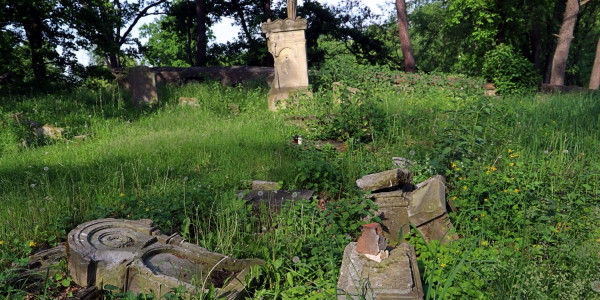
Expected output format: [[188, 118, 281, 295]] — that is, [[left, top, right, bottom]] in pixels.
[[268, 87, 312, 111], [337, 242, 423, 299]]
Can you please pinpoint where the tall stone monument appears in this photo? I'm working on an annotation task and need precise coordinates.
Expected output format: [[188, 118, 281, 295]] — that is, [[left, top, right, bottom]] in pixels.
[[261, 0, 309, 110]]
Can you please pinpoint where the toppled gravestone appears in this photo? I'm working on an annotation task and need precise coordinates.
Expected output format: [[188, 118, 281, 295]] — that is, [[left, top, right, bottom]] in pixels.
[[242, 190, 314, 212], [356, 168, 413, 193], [407, 175, 458, 243], [67, 218, 262, 299], [357, 170, 457, 244], [337, 242, 423, 299]]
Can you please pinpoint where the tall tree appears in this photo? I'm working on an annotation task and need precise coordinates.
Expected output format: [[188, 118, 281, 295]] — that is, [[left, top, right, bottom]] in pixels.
[[550, 0, 582, 85], [395, 0, 416, 72], [68, 0, 167, 69], [590, 37, 600, 89], [2, 0, 76, 80], [195, 0, 207, 66]]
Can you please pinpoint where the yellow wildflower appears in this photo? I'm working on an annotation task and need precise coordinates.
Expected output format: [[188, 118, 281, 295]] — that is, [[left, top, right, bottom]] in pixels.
[[145, 208, 149, 212], [486, 170, 490, 175], [480, 213, 485, 217], [503, 189, 507, 193], [441, 263, 447, 268], [491, 166, 497, 171], [510, 153, 520, 158], [510, 162, 515, 166], [514, 188, 520, 193], [484, 198, 488, 202], [451, 196, 457, 201], [0, 241, 3, 245], [475, 217, 479, 221], [481, 241, 488, 246], [455, 167, 460, 171], [29, 241, 36, 247], [127, 214, 130, 218], [508, 149, 512, 153], [451, 162, 457, 168], [459, 177, 463, 180], [463, 186, 467, 190], [455, 250, 459, 253], [120, 193, 125, 197]]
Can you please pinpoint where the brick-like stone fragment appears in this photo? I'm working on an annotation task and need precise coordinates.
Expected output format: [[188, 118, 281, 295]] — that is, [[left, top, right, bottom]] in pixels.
[[251, 180, 280, 191], [368, 190, 410, 243], [407, 175, 447, 226], [356, 169, 412, 193], [356, 223, 386, 255]]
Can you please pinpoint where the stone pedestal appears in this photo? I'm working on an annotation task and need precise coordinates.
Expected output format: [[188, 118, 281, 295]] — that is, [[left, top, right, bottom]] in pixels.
[[337, 242, 423, 299], [261, 18, 309, 111]]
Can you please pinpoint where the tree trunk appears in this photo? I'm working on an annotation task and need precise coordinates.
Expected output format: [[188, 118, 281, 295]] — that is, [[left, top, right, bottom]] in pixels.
[[263, 0, 271, 21], [186, 0, 194, 66], [22, 18, 46, 80], [395, 0, 416, 73], [195, 0, 207, 67], [107, 53, 121, 69], [550, 0, 580, 86], [589, 37, 600, 89]]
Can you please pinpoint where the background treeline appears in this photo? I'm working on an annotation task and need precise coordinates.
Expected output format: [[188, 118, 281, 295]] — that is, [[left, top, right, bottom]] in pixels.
[[1, 0, 599, 91]]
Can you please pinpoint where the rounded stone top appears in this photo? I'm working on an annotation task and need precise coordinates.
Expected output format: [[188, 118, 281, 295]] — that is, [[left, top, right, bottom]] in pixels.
[[68, 218, 160, 254]]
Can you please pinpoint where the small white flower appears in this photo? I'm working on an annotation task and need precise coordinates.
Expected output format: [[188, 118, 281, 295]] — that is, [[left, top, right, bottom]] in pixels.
[[88, 115, 92, 118], [84, 124, 88, 128], [43, 167, 49, 172], [146, 167, 150, 171], [409, 150, 415, 156], [30, 184, 36, 188], [45, 152, 49, 155], [184, 177, 189, 181], [292, 256, 300, 264], [544, 150, 549, 155], [563, 150, 569, 154]]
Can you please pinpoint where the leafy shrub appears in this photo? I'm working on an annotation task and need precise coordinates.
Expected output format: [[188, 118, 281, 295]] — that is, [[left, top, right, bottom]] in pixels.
[[292, 146, 341, 194], [482, 44, 540, 95]]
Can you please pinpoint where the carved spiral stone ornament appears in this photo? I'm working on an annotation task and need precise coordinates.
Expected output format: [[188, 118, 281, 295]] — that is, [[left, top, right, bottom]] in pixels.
[[67, 218, 263, 299]]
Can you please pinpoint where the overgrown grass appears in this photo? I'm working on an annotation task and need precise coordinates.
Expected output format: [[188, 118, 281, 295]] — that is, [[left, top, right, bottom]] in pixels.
[[1, 66, 599, 299]]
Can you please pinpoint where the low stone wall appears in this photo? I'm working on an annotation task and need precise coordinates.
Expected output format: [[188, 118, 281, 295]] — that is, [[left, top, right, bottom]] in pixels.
[[152, 66, 274, 86]]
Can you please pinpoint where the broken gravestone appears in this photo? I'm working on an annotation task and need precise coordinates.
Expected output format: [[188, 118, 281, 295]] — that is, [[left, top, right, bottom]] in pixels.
[[337, 242, 423, 299], [125, 66, 158, 108], [367, 190, 411, 244], [34, 124, 64, 140], [407, 175, 458, 244], [67, 218, 262, 299], [260, 0, 310, 111], [358, 170, 457, 244]]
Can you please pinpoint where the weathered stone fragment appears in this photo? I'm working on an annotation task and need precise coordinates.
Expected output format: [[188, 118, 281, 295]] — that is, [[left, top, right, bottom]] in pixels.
[[251, 180, 280, 191], [368, 190, 410, 243], [34, 124, 64, 140], [244, 190, 314, 212], [392, 157, 416, 169], [337, 242, 423, 299], [67, 218, 262, 298], [407, 175, 447, 227], [415, 213, 458, 244], [356, 169, 412, 193], [127, 66, 158, 107], [356, 223, 386, 255], [178, 97, 200, 106]]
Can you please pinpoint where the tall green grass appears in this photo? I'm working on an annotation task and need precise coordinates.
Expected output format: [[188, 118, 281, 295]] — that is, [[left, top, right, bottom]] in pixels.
[[1, 70, 599, 299]]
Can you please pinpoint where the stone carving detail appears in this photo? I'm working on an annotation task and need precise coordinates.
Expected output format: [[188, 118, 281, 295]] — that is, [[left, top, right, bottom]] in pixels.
[[67, 218, 263, 298]]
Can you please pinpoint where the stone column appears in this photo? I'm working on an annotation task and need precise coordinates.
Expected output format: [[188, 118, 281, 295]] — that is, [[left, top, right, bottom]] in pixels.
[[261, 18, 309, 110]]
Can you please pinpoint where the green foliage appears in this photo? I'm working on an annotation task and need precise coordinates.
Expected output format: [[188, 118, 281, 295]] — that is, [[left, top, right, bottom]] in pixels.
[[482, 44, 540, 95]]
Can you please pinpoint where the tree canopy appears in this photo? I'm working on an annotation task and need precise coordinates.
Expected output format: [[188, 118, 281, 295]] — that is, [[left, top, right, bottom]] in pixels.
[[0, 0, 598, 91]]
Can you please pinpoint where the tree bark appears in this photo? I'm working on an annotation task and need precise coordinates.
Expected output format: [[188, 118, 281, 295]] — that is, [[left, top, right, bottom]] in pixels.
[[195, 0, 207, 67], [589, 37, 600, 89], [22, 17, 46, 80], [395, 0, 416, 73], [550, 0, 580, 86]]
